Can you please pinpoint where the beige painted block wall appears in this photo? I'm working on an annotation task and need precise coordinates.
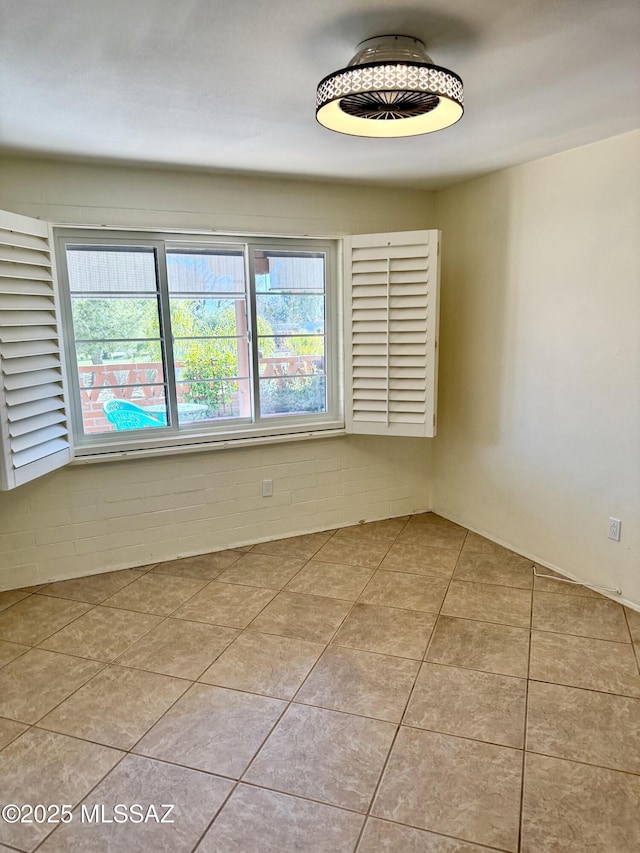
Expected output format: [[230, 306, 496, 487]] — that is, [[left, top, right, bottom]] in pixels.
[[433, 130, 640, 606], [0, 157, 435, 590]]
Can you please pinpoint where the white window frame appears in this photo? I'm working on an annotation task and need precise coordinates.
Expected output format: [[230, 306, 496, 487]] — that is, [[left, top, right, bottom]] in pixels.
[[54, 228, 343, 458], [1, 210, 439, 488]]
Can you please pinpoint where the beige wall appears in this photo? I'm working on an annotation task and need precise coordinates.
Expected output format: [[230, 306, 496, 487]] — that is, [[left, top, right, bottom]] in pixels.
[[433, 130, 640, 606], [2, 138, 638, 605], [0, 157, 435, 590]]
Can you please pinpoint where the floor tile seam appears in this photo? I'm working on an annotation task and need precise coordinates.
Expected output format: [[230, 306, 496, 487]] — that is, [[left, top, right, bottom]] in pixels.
[[231, 777, 372, 819], [27, 748, 132, 853], [311, 553, 386, 570], [28, 664, 191, 750], [0, 592, 34, 611], [108, 572, 255, 617], [529, 625, 632, 645], [422, 644, 528, 677], [346, 716, 402, 853], [525, 676, 640, 701], [0, 841, 24, 853], [529, 623, 632, 644], [109, 612, 186, 667], [524, 675, 640, 701], [426, 612, 531, 635], [367, 810, 520, 853], [532, 586, 625, 605], [0, 644, 32, 671], [518, 580, 535, 852], [290, 687, 414, 726], [237, 590, 363, 785], [397, 534, 466, 550], [354, 534, 469, 851], [372, 565, 456, 582], [239, 571, 342, 635], [248, 534, 332, 560], [282, 563, 378, 601], [392, 718, 525, 752], [191, 678, 300, 702], [0, 598, 98, 648], [414, 658, 528, 683], [104, 672, 202, 759], [295, 640, 424, 672], [147, 564, 233, 582], [4, 658, 111, 729], [118, 620, 238, 682], [355, 561, 451, 612], [446, 577, 535, 598], [332, 533, 403, 547], [622, 608, 640, 675], [0, 719, 33, 752], [328, 629, 433, 664], [357, 813, 512, 853], [96, 576, 278, 622], [450, 575, 534, 591], [437, 610, 535, 631], [187, 778, 240, 853], [327, 517, 408, 566], [418, 544, 470, 669], [34, 565, 152, 604], [434, 529, 468, 622], [365, 644, 461, 822], [37, 609, 171, 666], [521, 745, 640, 778], [226, 549, 311, 573]]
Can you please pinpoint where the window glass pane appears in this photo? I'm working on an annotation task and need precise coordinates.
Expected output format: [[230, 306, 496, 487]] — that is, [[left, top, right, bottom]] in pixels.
[[75, 340, 163, 369], [254, 252, 325, 291], [66, 244, 166, 439], [256, 293, 325, 330], [80, 385, 167, 435], [258, 337, 325, 377], [167, 250, 245, 294], [169, 290, 250, 422], [66, 247, 157, 293], [71, 297, 160, 342], [64, 237, 334, 446], [254, 250, 327, 417], [173, 340, 244, 381], [170, 297, 246, 336], [259, 375, 326, 416], [177, 379, 251, 422]]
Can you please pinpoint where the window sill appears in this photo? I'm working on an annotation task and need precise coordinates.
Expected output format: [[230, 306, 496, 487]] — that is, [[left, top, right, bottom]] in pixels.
[[70, 423, 347, 464]]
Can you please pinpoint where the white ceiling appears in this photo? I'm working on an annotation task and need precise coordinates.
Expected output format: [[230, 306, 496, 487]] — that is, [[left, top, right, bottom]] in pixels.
[[1, 0, 639, 189]]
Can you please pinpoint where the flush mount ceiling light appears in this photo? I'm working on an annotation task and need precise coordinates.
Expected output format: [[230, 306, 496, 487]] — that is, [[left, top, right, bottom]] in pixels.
[[316, 35, 464, 138]]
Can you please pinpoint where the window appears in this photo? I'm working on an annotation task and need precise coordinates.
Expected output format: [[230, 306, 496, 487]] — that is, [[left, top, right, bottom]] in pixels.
[[0, 208, 439, 489], [54, 231, 339, 454]]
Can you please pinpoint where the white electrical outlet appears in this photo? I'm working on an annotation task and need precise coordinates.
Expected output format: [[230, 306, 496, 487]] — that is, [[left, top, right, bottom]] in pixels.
[[608, 517, 621, 541], [262, 479, 273, 497]]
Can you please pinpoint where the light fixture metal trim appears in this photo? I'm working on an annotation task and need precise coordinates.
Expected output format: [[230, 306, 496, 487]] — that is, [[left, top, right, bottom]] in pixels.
[[316, 35, 464, 138]]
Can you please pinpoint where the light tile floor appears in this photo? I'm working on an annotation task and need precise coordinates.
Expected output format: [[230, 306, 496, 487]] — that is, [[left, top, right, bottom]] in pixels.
[[1, 513, 639, 852]]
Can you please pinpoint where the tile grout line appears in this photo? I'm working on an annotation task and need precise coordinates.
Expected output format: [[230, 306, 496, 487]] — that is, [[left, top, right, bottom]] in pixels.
[[225, 517, 413, 853], [517, 575, 535, 852], [3, 514, 637, 850], [120, 527, 352, 852], [622, 607, 640, 677], [350, 526, 469, 853]]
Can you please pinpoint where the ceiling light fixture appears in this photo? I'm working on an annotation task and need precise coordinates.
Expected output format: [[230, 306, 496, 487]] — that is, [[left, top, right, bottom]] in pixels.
[[316, 35, 464, 138]]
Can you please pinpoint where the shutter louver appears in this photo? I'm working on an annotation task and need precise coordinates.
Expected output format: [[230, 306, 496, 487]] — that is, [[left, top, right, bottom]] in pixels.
[[0, 209, 72, 490], [344, 230, 440, 437]]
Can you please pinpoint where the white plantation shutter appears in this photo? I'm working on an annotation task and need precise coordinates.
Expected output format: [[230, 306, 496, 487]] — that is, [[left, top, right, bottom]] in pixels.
[[344, 230, 440, 437], [0, 209, 72, 490]]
